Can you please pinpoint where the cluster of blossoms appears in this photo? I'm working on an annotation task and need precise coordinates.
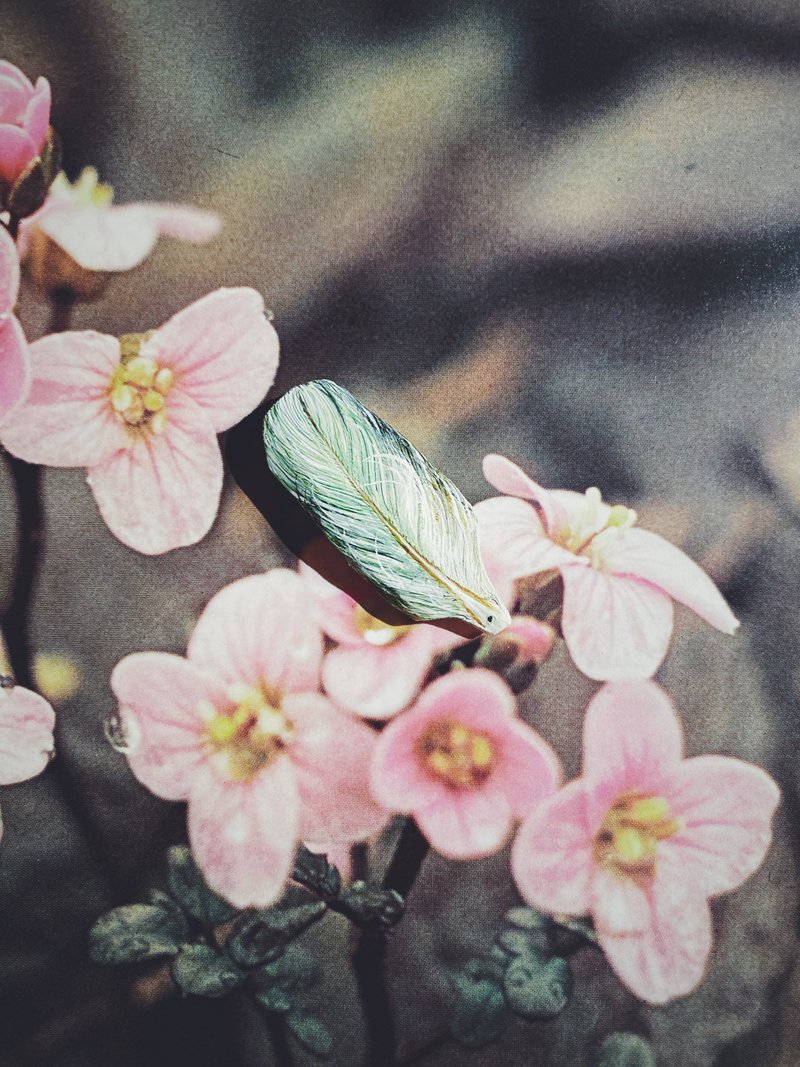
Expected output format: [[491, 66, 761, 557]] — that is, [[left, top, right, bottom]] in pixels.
[[0, 57, 781, 1026]]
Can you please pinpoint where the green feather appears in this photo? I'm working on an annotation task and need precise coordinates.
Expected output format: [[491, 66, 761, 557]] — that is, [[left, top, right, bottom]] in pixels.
[[263, 379, 510, 634]]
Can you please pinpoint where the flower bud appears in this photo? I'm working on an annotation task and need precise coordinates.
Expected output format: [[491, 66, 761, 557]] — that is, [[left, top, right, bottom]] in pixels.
[[473, 616, 556, 693], [0, 63, 56, 214]]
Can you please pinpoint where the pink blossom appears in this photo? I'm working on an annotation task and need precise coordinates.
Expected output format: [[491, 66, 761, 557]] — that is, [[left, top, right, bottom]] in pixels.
[[476, 454, 738, 681], [0, 288, 278, 554], [511, 681, 779, 1005], [111, 570, 386, 908], [370, 669, 561, 859], [300, 563, 462, 719], [0, 223, 30, 423], [0, 684, 56, 838], [0, 62, 50, 186], [19, 168, 220, 278]]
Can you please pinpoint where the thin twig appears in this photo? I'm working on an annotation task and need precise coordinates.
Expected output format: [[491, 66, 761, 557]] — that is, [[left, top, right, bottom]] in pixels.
[[352, 818, 430, 1067]]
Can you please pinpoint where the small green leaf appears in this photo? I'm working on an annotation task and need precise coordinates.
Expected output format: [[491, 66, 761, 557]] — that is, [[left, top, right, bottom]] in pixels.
[[227, 899, 327, 968], [286, 1010, 333, 1057], [460, 958, 505, 984], [504, 906, 548, 931], [503, 952, 572, 1020], [89, 902, 190, 965], [259, 943, 318, 985], [171, 944, 245, 998], [254, 984, 293, 1014], [596, 1033, 657, 1067], [337, 881, 405, 931], [497, 928, 537, 956], [167, 845, 236, 924], [292, 845, 342, 898], [450, 975, 510, 1048]]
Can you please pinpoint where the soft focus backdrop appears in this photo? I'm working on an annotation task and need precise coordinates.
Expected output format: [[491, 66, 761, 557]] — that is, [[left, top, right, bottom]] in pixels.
[[2, 1, 800, 1064]]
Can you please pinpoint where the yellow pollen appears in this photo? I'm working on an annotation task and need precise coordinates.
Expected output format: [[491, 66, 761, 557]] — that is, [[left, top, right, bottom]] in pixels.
[[202, 683, 292, 782], [418, 718, 495, 789], [595, 793, 682, 883], [354, 605, 411, 647], [109, 332, 173, 435]]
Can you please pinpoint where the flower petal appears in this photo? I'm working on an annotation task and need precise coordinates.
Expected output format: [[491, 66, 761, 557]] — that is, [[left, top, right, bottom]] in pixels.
[[0, 315, 30, 424], [0, 331, 128, 465], [187, 570, 323, 695], [416, 782, 513, 859], [88, 390, 223, 554], [591, 867, 651, 935], [475, 496, 580, 602], [599, 881, 712, 1005], [322, 630, 443, 719], [22, 77, 50, 151], [0, 125, 37, 183], [482, 453, 566, 532], [37, 202, 160, 272], [0, 686, 55, 785], [560, 565, 674, 681], [141, 203, 222, 242], [659, 755, 780, 897], [581, 680, 684, 796], [188, 756, 299, 909], [111, 652, 222, 801], [143, 288, 279, 432], [511, 779, 596, 916], [0, 224, 19, 309], [492, 718, 562, 817], [286, 692, 387, 844], [0, 62, 32, 94], [602, 527, 739, 635], [369, 706, 450, 813], [298, 564, 363, 644]]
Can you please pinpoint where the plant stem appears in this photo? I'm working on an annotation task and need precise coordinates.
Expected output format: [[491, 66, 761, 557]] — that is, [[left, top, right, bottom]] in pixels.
[[1, 293, 74, 686], [352, 818, 430, 1067]]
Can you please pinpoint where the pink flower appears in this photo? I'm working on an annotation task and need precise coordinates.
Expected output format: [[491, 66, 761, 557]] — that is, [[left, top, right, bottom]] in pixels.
[[511, 681, 779, 1005], [0, 62, 50, 187], [19, 168, 220, 284], [0, 684, 56, 837], [370, 669, 561, 859], [300, 563, 462, 719], [112, 571, 386, 908], [476, 454, 738, 681], [0, 288, 278, 554], [0, 224, 30, 423]]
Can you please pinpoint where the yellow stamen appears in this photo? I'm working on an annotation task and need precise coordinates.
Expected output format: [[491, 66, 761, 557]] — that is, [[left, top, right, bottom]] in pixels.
[[154, 368, 174, 394], [202, 683, 293, 782], [108, 333, 173, 435], [354, 605, 411, 646], [595, 792, 682, 883], [418, 718, 495, 789]]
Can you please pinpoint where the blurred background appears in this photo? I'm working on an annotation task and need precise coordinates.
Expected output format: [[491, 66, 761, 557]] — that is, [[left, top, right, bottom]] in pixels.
[[2, 0, 800, 1063]]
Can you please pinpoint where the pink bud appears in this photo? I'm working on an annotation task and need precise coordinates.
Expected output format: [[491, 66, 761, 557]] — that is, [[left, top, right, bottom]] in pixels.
[[0, 62, 50, 186]]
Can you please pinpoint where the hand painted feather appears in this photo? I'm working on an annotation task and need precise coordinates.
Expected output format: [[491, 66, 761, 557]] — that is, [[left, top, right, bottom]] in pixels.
[[263, 379, 511, 634]]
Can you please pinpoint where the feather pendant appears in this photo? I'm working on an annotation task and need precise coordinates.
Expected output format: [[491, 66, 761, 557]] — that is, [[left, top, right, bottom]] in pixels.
[[263, 379, 511, 634]]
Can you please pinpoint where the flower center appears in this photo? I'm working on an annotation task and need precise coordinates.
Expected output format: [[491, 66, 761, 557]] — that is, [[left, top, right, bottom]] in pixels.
[[594, 793, 682, 883], [109, 332, 173, 434], [354, 605, 412, 647], [418, 718, 495, 788], [202, 682, 293, 782], [556, 487, 637, 563]]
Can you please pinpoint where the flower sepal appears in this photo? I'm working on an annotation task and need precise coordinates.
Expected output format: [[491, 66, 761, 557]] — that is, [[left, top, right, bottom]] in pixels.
[[4, 126, 61, 219]]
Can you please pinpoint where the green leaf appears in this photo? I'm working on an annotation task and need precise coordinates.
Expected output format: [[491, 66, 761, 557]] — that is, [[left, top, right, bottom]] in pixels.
[[171, 944, 245, 998], [503, 952, 572, 1020], [263, 380, 510, 633], [596, 1033, 657, 1067], [89, 902, 190, 965], [286, 1011, 333, 1057], [167, 845, 236, 924], [258, 944, 318, 985], [497, 928, 537, 956], [292, 845, 342, 899], [337, 881, 405, 931], [227, 899, 327, 968], [450, 974, 510, 1048], [504, 905, 549, 931]]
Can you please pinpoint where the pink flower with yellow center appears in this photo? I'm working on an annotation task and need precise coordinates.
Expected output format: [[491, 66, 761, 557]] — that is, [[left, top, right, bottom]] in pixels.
[[0, 61, 50, 187], [111, 570, 386, 908], [0, 224, 29, 423], [370, 669, 561, 859], [511, 681, 779, 1005], [0, 684, 55, 836], [475, 454, 739, 681], [300, 563, 462, 719], [18, 168, 220, 296], [0, 287, 278, 554]]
